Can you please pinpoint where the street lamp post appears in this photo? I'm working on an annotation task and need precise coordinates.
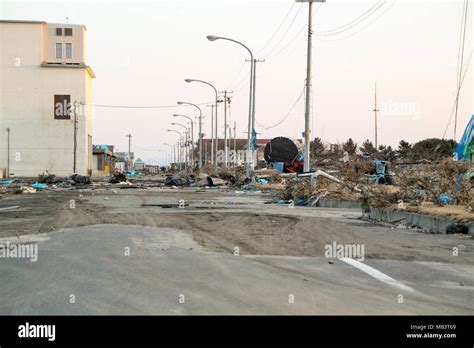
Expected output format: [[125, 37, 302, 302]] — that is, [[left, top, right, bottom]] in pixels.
[[157, 149, 167, 167], [173, 114, 194, 170], [207, 35, 254, 177], [163, 143, 174, 168], [185, 79, 219, 170], [171, 122, 190, 170], [177, 102, 203, 168], [167, 129, 183, 170]]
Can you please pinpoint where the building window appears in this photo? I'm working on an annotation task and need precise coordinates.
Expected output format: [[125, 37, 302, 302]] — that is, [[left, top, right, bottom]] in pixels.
[[56, 28, 62, 36], [54, 95, 71, 119], [65, 28, 73, 36], [55, 43, 62, 58], [66, 43, 72, 59]]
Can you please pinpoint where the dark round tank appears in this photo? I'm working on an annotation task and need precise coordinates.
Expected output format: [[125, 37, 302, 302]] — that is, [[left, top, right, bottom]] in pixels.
[[264, 137, 301, 164]]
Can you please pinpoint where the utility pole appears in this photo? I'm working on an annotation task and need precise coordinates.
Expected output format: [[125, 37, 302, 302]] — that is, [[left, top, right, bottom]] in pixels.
[[6, 128, 10, 178], [73, 101, 78, 173], [233, 122, 237, 166], [298, 0, 325, 172], [126, 133, 132, 171], [173, 144, 176, 167], [198, 115, 202, 169], [185, 130, 189, 170], [245, 58, 264, 171], [214, 98, 224, 169], [207, 104, 215, 166], [219, 90, 233, 168], [373, 82, 379, 149], [176, 139, 180, 170]]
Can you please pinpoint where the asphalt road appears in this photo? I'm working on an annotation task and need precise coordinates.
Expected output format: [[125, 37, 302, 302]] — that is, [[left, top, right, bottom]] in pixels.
[[0, 223, 472, 315]]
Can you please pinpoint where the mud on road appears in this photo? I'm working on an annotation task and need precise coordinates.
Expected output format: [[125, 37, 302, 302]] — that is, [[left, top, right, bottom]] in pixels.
[[1, 187, 473, 264]]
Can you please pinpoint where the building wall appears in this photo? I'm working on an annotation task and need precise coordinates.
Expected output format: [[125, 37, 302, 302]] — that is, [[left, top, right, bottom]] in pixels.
[[42, 23, 85, 63], [0, 21, 93, 177]]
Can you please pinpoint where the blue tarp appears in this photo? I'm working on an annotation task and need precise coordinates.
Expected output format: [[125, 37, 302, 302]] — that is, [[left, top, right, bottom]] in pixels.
[[272, 162, 285, 173], [250, 129, 257, 150], [454, 115, 473, 161]]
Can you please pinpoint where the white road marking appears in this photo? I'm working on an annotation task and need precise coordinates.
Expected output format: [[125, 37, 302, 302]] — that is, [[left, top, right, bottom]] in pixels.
[[340, 257, 416, 292], [0, 206, 19, 212]]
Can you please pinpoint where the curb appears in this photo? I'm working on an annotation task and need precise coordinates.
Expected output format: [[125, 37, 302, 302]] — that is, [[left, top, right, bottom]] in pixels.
[[318, 199, 473, 235]]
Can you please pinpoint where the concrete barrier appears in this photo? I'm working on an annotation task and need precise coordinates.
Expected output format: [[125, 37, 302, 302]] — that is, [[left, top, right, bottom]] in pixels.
[[318, 199, 473, 235], [318, 199, 361, 209]]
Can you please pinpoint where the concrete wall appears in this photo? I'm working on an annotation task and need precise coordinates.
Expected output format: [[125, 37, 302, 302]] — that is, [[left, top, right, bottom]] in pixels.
[[0, 21, 93, 177]]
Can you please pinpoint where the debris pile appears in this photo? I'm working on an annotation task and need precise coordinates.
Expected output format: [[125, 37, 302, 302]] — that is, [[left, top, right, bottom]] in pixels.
[[276, 157, 473, 214], [109, 172, 128, 184], [69, 174, 92, 185]]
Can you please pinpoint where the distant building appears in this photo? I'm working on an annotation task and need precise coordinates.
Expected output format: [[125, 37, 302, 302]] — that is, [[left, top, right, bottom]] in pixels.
[[92, 145, 116, 177], [144, 164, 160, 174], [133, 157, 145, 171], [0, 20, 95, 177], [115, 152, 134, 171]]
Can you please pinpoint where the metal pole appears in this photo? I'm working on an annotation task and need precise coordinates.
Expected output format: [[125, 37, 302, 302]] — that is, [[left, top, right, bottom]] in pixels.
[[198, 113, 202, 168], [214, 93, 218, 170], [205, 36, 254, 176], [223, 91, 228, 168], [178, 138, 182, 170], [73, 101, 78, 173], [164, 143, 173, 169], [247, 58, 254, 176], [185, 130, 190, 170], [250, 59, 264, 170], [174, 114, 194, 169], [190, 123, 194, 169], [6, 128, 10, 178], [168, 129, 182, 170], [177, 102, 203, 168], [233, 122, 236, 165], [303, 1, 313, 173], [373, 82, 379, 149], [172, 123, 189, 169], [186, 130, 192, 169], [126, 133, 132, 171], [210, 105, 214, 165], [184, 80, 218, 168]]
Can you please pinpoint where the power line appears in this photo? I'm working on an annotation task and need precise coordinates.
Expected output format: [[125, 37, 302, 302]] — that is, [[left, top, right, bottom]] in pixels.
[[265, 22, 306, 60], [257, 84, 306, 130], [226, 61, 247, 90], [232, 71, 252, 92], [228, 3, 299, 90], [316, 0, 397, 42], [92, 101, 211, 109], [454, 0, 469, 139], [264, 3, 322, 60], [442, 49, 473, 139], [260, 2, 304, 59], [316, 0, 385, 35], [228, 4, 302, 90], [256, 2, 297, 55]]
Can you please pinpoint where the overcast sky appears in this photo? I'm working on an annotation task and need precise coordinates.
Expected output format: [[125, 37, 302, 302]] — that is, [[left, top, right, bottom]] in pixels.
[[1, 0, 472, 165]]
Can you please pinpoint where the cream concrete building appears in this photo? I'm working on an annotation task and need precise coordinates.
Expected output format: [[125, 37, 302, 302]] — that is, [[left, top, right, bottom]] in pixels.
[[0, 20, 95, 177]]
